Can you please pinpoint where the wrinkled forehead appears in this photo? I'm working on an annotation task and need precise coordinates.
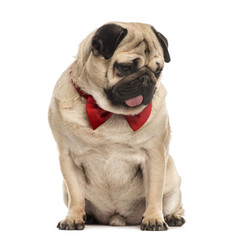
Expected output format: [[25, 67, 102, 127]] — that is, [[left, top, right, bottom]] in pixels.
[[111, 27, 164, 70]]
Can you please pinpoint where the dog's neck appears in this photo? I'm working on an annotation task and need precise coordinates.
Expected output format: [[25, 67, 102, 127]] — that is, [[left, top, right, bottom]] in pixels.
[[70, 67, 152, 131]]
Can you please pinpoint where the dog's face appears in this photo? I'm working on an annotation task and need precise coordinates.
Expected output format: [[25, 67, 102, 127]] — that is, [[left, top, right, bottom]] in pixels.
[[79, 22, 170, 115]]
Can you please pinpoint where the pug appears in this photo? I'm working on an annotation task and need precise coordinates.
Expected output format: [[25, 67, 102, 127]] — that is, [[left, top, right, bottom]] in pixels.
[[48, 22, 185, 231]]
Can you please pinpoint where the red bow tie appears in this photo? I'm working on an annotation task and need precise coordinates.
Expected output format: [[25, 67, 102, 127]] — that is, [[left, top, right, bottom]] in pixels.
[[72, 80, 152, 131]]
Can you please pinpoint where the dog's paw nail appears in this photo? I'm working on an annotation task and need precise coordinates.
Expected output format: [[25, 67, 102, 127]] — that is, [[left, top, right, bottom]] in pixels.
[[75, 222, 85, 230]]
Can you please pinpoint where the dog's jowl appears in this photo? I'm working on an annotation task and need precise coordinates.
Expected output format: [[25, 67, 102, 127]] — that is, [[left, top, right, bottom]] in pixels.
[[48, 22, 185, 231]]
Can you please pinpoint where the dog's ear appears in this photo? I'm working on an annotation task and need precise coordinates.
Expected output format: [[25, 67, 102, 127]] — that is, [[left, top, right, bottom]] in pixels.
[[92, 24, 128, 59], [152, 27, 171, 63]]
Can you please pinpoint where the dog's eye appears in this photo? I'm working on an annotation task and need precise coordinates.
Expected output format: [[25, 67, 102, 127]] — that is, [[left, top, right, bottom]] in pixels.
[[120, 65, 132, 72], [115, 61, 138, 76], [116, 63, 133, 76], [154, 66, 163, 78]]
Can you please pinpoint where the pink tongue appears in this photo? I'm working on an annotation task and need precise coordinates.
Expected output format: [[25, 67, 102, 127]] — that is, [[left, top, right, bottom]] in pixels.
[[125, 95, 143, 107]]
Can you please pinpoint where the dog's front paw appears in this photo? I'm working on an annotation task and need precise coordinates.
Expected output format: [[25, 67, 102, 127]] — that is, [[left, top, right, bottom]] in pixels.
[[57, 215, 86, 230], [140, 217, 168, 231]]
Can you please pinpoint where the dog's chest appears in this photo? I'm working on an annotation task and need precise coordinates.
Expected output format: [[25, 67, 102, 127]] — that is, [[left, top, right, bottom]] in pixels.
[[71, 140, 146, 206], [73, 141, 145, 183]]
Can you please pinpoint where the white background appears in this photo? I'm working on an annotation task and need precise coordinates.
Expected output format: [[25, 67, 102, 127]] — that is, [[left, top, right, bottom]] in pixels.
[[0, 0, 242, 239]]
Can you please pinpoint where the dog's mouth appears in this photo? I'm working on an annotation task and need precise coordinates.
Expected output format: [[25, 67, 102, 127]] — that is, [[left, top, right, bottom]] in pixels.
[[124, 95, 143, 107], [105, 69, 157, 108]]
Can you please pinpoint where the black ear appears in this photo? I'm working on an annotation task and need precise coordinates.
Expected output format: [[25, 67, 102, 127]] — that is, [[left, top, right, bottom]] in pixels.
[[92, 24, 128, 59], [151, 27, 171, 63]]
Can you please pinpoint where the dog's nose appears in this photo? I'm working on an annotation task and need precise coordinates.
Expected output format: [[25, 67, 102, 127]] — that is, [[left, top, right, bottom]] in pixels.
[[139, 74, 150, 87]]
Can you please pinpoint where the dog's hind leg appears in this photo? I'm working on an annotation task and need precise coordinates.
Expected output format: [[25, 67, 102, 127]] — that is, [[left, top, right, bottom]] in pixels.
[[163, 189, 185, 226]]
